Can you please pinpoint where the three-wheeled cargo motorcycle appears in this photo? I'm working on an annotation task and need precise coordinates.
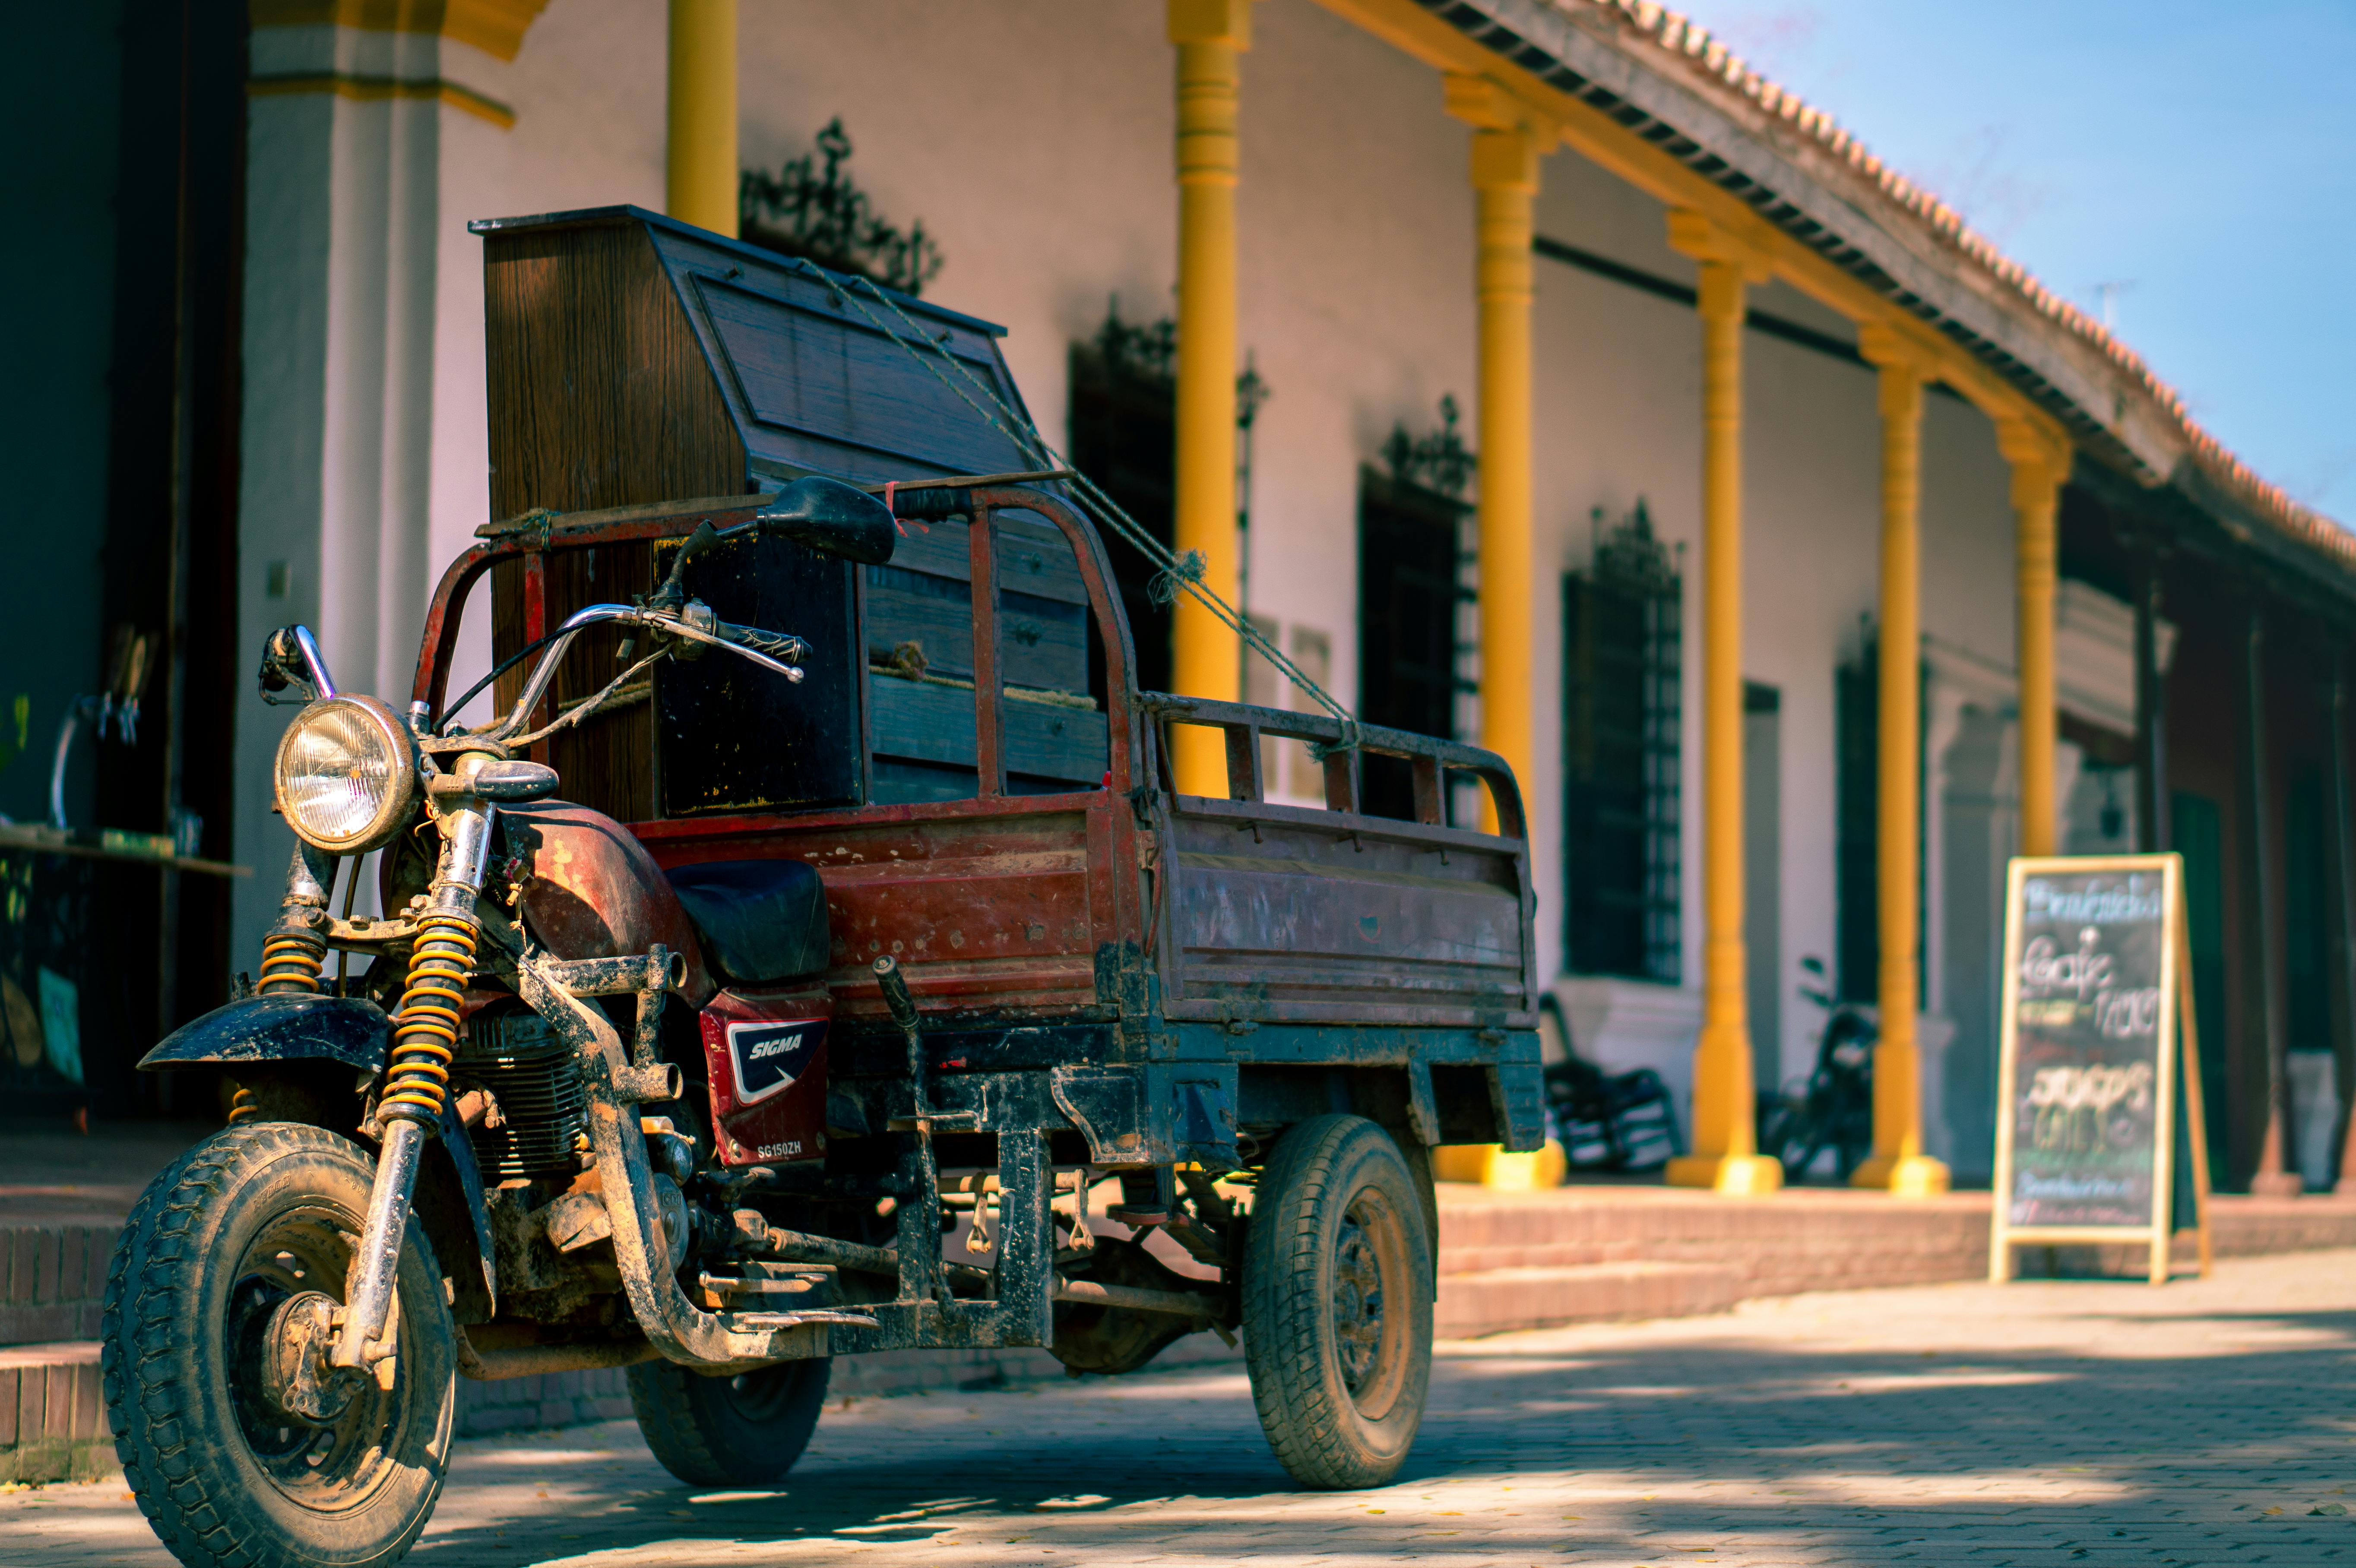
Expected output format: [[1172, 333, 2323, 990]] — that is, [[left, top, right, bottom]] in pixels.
[[102, 205, 1544, 1567]]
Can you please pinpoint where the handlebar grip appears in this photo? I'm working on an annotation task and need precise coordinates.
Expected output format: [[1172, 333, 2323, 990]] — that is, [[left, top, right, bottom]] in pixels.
[[872, 955, 921, 1033], [717, 621, 809, 664], [892, 487, 971, 522]]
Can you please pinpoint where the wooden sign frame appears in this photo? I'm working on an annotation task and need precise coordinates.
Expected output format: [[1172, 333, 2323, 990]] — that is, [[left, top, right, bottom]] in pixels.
[[1989, 853, 2214, 1285]]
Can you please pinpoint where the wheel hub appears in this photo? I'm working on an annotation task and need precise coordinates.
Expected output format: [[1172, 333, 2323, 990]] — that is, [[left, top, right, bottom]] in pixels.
[[1331, 1210, 1384, 1394], [258, 1291, 357, 1426]]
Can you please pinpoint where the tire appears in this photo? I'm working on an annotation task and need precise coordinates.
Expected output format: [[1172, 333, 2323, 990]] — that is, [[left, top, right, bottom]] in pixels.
[[628, 1355, 831, 1486], [101, 1122, 456, 1568], [1241, 1114, 1434, 1489]]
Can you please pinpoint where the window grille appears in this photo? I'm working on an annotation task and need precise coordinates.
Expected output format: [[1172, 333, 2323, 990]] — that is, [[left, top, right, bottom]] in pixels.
[[1359, 398, 1479, 823], [1563, 501, 1682, 983]]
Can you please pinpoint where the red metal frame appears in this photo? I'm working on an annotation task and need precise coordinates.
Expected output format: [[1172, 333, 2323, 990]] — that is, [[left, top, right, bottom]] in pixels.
[[410, 485, 1533, 1030], [411, 487, 1150, 1024]]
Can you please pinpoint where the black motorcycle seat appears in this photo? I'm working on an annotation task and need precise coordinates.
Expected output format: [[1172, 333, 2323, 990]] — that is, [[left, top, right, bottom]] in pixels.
[[664, 858, 832, 987]]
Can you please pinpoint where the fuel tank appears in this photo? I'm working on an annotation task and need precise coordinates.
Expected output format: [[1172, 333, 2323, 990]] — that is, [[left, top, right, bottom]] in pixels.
[[500, 802, 717, 1007]]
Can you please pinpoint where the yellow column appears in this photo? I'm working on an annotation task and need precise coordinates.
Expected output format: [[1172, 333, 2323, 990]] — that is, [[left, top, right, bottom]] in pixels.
[[1852, 328, 1951, 1197], [666, 0, 738, 237], [1663, 212, 1780, 1195], [1167, 0, 1252, 796], [1998, 420, 2068, 857], [1445, 77, 1551, 825]]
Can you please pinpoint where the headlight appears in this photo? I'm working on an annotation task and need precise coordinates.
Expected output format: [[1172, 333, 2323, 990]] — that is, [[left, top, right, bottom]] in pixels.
[[272, 696, 418, 854]]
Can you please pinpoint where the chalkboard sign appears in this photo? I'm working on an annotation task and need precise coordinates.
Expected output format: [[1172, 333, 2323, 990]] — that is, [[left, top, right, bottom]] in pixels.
[[1990, 855, 2212, 1285]]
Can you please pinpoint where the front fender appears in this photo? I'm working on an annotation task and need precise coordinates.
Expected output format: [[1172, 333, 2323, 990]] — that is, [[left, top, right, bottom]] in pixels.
[[138, 994, 498, 1317], [139, 993, 391, 1074]]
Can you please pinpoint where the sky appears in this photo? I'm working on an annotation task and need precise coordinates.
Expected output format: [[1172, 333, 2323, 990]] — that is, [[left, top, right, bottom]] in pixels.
[[1703, 1, 2356, 522]]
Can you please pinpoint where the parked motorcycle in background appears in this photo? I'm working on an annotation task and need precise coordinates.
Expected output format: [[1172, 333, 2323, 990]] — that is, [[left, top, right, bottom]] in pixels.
[[1757, 956, 1876, 1181]]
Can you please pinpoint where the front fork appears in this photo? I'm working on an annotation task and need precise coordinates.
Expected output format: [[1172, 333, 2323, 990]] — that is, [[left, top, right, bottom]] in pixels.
[[330, 772, 497, 1372]]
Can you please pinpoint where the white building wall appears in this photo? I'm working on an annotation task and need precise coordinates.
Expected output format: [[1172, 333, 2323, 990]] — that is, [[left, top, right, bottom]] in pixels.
[[234, 75, 336, 957], [233, 0, 2040, 1174]]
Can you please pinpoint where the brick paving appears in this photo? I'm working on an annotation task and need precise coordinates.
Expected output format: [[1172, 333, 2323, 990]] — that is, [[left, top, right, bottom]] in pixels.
[[8, 1247, 2356, 1565]]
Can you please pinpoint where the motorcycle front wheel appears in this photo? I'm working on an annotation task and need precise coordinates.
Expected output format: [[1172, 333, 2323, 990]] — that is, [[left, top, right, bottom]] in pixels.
[[102, 1122, 456, 1568]]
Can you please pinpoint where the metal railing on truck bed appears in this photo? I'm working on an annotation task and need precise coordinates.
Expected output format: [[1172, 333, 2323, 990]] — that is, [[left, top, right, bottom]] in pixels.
[[1135, 692, 1536, 1034]]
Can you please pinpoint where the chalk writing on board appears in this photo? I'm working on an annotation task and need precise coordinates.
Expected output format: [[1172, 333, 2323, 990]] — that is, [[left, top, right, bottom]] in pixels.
[[2007, 870, 2167, 1229]]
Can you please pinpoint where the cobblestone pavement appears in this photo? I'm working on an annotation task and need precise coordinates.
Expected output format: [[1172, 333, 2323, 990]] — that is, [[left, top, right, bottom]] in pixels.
[[11, 1247, 2356, 1566]]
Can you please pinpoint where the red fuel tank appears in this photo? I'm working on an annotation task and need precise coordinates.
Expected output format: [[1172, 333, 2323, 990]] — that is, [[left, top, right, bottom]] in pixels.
[[502, 802, 716, 1007]]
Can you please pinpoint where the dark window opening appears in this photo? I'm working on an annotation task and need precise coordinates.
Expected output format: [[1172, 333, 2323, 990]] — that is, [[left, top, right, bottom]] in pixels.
[[1833, 629, 1926, 1004], [1357, 469, 1470, 821], [2172, 790, 2230, 1185], [2286, 767, 2331, 1056], [1066, 307, 1175, 702], [1562, 502, 1682, 983]]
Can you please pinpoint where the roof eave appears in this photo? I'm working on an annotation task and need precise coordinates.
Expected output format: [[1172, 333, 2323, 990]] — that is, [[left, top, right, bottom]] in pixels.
[[1439, 0, 2184, 476]]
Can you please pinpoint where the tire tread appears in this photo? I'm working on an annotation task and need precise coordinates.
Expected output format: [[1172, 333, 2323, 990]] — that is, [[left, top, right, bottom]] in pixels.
[[627, 1356, 831, 1488]]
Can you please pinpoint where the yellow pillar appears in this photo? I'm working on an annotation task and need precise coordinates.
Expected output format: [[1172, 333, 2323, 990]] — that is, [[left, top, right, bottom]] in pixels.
[[1445, 77, 1551, 825], [1851, 328, 1950, 1197], [666, 0, 738, 237], [1167, 0, 1252, 796], [1663, 212, 1780, 1195], [1998, 420, 2068, 857]]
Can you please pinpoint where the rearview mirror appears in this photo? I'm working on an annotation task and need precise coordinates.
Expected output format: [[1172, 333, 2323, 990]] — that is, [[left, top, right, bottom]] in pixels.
[[755, 476, 896, 566]]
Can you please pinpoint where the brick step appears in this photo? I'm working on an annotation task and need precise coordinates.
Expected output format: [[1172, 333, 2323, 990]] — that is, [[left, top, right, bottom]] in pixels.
[[1434, 1260, 1744, 1338], [0, 1340, 107, 1483], [1434, 1197, 1990, 1255], [1437, 1237, 1989, 1275], [1440, 1244, 1623, 1273], [0, 1223, 120, 1348]]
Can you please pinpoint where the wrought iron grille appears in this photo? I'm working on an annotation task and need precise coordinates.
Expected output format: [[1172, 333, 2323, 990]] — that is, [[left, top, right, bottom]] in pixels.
[[1563, 501, 1682, 983]]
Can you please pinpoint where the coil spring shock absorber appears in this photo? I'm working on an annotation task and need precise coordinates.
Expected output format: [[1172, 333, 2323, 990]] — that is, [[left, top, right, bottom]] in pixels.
[[257, 928, 328, 995], [379, 910, 478, 1122], [335, 780, 497, 1372]]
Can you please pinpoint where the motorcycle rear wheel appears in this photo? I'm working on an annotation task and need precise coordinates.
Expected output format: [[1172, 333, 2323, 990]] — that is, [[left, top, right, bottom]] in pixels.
[[628, 1354, 832, 1486], [1241, 1113, 1434, 1489], [102, 1122, 456, 1568]]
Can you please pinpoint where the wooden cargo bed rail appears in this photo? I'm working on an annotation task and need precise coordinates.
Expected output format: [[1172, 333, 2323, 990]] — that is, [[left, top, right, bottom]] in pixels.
[[1137, 693, 1526, 841]]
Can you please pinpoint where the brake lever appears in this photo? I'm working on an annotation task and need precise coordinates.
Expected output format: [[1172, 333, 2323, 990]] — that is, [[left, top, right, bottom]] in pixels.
[[717, 620, 810, 666], [646, 609, 806, 683]]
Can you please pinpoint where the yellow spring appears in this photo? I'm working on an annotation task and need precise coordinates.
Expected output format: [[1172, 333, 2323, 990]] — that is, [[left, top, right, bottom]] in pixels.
[[257, 932, 326, 995], [227, 1084, 258, 1124], [379, 910, 478, 1123]]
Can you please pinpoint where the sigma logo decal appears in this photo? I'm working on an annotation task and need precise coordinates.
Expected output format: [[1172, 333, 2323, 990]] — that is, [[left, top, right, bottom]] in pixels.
[[726, 1019, 826, 1106]]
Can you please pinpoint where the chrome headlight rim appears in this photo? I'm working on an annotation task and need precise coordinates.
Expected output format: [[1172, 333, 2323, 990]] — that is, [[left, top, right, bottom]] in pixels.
[[272, 695, 419, 855]]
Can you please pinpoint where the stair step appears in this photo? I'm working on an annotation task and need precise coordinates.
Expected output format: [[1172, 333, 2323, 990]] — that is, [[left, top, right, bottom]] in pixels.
[[0, 1341, 110, 1483], [1435, 1260, 1744, 1339], [0, 1223, 120, 1349]]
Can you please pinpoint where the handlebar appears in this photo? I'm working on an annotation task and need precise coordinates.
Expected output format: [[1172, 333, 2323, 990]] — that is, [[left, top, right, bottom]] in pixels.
[[474, 600, 808, 740]]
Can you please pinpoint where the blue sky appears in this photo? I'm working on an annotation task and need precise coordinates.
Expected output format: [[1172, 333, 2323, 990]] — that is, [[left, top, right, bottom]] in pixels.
[[1707, 1, 2356, 522]]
